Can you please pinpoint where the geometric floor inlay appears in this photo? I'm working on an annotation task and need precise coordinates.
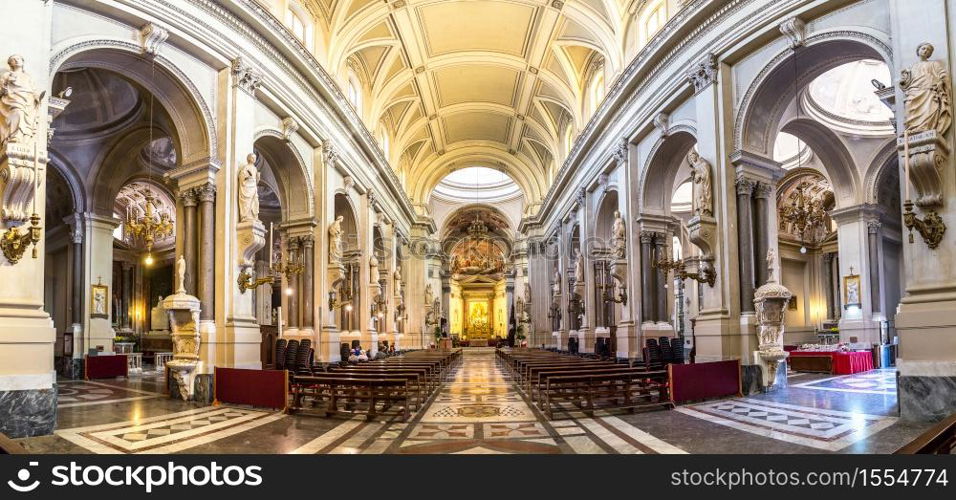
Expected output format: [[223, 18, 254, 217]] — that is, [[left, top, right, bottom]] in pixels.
[[676, 398, 897, 451], [55, 406, 286, 454], [57, 380, 165, 408], [791, 369, 897, 395]]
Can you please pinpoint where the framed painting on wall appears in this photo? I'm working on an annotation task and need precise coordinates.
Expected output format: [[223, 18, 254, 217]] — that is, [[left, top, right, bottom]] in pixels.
[[91, 284, 109, 319], [843, 273, 862, 309]]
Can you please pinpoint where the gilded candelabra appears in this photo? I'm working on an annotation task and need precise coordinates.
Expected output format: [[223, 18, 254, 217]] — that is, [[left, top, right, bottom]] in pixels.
[[1, 212, 42, 264], [654, 256, 716, 287], [124, 189, 173, 257], [600, 278, 627, 305]]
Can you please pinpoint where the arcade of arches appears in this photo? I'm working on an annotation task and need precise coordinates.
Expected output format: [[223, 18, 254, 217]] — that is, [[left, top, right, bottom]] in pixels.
[[1, 0, 955, 454]]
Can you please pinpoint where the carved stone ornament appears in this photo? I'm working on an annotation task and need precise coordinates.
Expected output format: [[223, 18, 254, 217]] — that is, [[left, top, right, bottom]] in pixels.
[[1, 143, 44, 222], [231, 57, 262, 94], [163, 289, 201, 401], [899, 130, 948, 208], [280, 117, 299, 141], [653, 112, 670, 135], [753, 248, 791, 388], [778, 17, 806, 49], [236, 219, 266, 269], [686, 53, 717, 94], [139, 22, 169, 56]]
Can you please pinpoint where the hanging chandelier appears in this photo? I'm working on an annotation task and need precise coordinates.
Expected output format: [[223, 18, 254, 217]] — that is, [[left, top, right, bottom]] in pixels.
[[124, 189, 173, 261], [780, 182, 827, 253], [467, 216, 488, 237]]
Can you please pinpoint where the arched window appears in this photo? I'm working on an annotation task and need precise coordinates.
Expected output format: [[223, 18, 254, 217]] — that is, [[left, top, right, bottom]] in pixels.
[[346, 72, 362, 112], [380, 129, 390, 159], [284, 3, 312, 45], [564, 125, 575, 157], [588, 67, 606, 116], [642, 1, 667, 45]]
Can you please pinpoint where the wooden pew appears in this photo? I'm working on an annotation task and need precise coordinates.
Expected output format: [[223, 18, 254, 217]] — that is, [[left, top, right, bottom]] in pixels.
[[539, 370, 671, 420], [290, 374, 411, 421]]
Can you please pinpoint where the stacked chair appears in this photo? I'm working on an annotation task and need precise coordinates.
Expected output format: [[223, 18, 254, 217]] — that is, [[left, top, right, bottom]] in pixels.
[[274, 339, 287, 370]]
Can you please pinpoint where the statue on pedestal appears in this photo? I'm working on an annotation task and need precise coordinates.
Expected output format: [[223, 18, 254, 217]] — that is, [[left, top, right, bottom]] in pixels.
[[901, 43, 952, 136], [425, 283, 434, 305], [237, 153, 260, 223], [393, 265, 403, 292], [175, 254, 186, 294], [573, 250, 584, 283], [687, 151, 713, 217], [0, 55, 43, 147]]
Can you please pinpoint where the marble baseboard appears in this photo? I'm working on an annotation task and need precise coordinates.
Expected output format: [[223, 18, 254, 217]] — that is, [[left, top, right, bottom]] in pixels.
[[898, 375, 956, 422], [740, 362, 788, 396], [0, 386, 58, 437], [167, 373, 214, 404]]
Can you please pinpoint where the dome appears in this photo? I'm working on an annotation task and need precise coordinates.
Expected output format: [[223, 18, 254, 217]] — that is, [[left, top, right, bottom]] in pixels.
[[432, 166, 521, 203], [805, 59, 894, 135]]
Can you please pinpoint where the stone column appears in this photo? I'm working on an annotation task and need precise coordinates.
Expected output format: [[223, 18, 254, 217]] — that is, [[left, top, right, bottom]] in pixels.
[[71, 219, 84, 327], [301, 235, 315, 331], [197, 183, 216, 321], [121, 262, 133, 330], [640, 231, 654, 324], [831, 253, 841, 320], [822, 252, 835, 321], [867, 221, 882, 314], [736, 176, 756, 313], [180, 189, 198, 296], [753, 182, 773, 286], [287, 237, 300, 329], [653, 234, 668, 323]]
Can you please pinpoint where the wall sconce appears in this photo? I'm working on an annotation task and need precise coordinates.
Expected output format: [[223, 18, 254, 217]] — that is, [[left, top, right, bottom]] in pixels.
[[1, 213, 42, 264], [903, 200, 945, 249], [654, 256, 715, 287], [237, 268, 273, 293], [328, 288, 352, 311]]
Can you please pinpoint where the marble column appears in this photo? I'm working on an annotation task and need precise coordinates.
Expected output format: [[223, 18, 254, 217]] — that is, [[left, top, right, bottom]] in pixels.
[[301, 235, 315, 330], [287, 237, 300, 329], [831, 253, 841, 320], [197, 183, 216, 321], [180, 189, 198, 296], [868, 221, 882, 314], [822, 252, 834, 321], [753, 182, 773, 286], [653, 234, 668, 322], [71, 221, 84, 327], [736, 176, 756, 313], [121, 262, 133, 330], [639, 231, 654, 323]]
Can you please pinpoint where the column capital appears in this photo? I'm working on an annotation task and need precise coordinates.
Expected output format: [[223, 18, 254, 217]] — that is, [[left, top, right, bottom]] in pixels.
[[231, 56, 262, 95], [735, 174, 756, 196], [639, 231, 655, 244], [686, 52, 717, 95], [287, 236, 301, 251], [867, 220, 883, 233], [753, 181, 774, 199], [300, 234, 315, 248], [196, 182, 216, 203], [179, 188, 198, 207]]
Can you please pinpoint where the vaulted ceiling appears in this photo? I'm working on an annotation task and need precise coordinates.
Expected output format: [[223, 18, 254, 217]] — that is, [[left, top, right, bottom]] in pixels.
[[284, 0, 671, 207]]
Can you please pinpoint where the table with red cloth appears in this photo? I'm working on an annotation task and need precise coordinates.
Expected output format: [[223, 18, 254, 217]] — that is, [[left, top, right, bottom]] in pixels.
[[788, 350, 873, 375]]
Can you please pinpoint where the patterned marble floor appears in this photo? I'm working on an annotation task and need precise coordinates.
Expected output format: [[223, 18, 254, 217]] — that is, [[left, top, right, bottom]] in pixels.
[[17, 352, 933, 454]]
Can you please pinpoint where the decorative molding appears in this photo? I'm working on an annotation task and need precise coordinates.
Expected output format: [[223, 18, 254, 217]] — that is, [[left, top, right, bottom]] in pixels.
[[653, 112, 670, 135]]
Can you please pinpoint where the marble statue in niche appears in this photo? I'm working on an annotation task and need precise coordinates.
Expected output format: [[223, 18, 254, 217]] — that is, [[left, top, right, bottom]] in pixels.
[[900, 42, 952, 136], [687, 151, 713, 217], [611, 210, 626, 258], [393, 265, 403, 292], [237, 153, 260, 222], [552, 270, 561, 295], [369, 255, 379, 284], [573, 250, 584, 283], [425, 283, 434, 305], [0, 55, 43, 147], [328, 215, 344, 264]]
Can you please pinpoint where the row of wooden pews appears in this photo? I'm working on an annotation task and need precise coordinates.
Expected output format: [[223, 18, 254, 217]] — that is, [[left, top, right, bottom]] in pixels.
[[497, 348, 672, 420], [289, 349, 462, 421]]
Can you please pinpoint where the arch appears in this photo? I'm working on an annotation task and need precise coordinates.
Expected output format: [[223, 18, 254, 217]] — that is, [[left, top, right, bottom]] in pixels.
[[734, 32, 891, 157], [46, 150, 88, 214], [50, 40, 216, 165], [253, 131, 315, 220], [863, 137, 901, 205], [410, 147, 544, 205], [640, 129, 697, 214], [594, 188, 620, 253], [779, 117, 861, 207]]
